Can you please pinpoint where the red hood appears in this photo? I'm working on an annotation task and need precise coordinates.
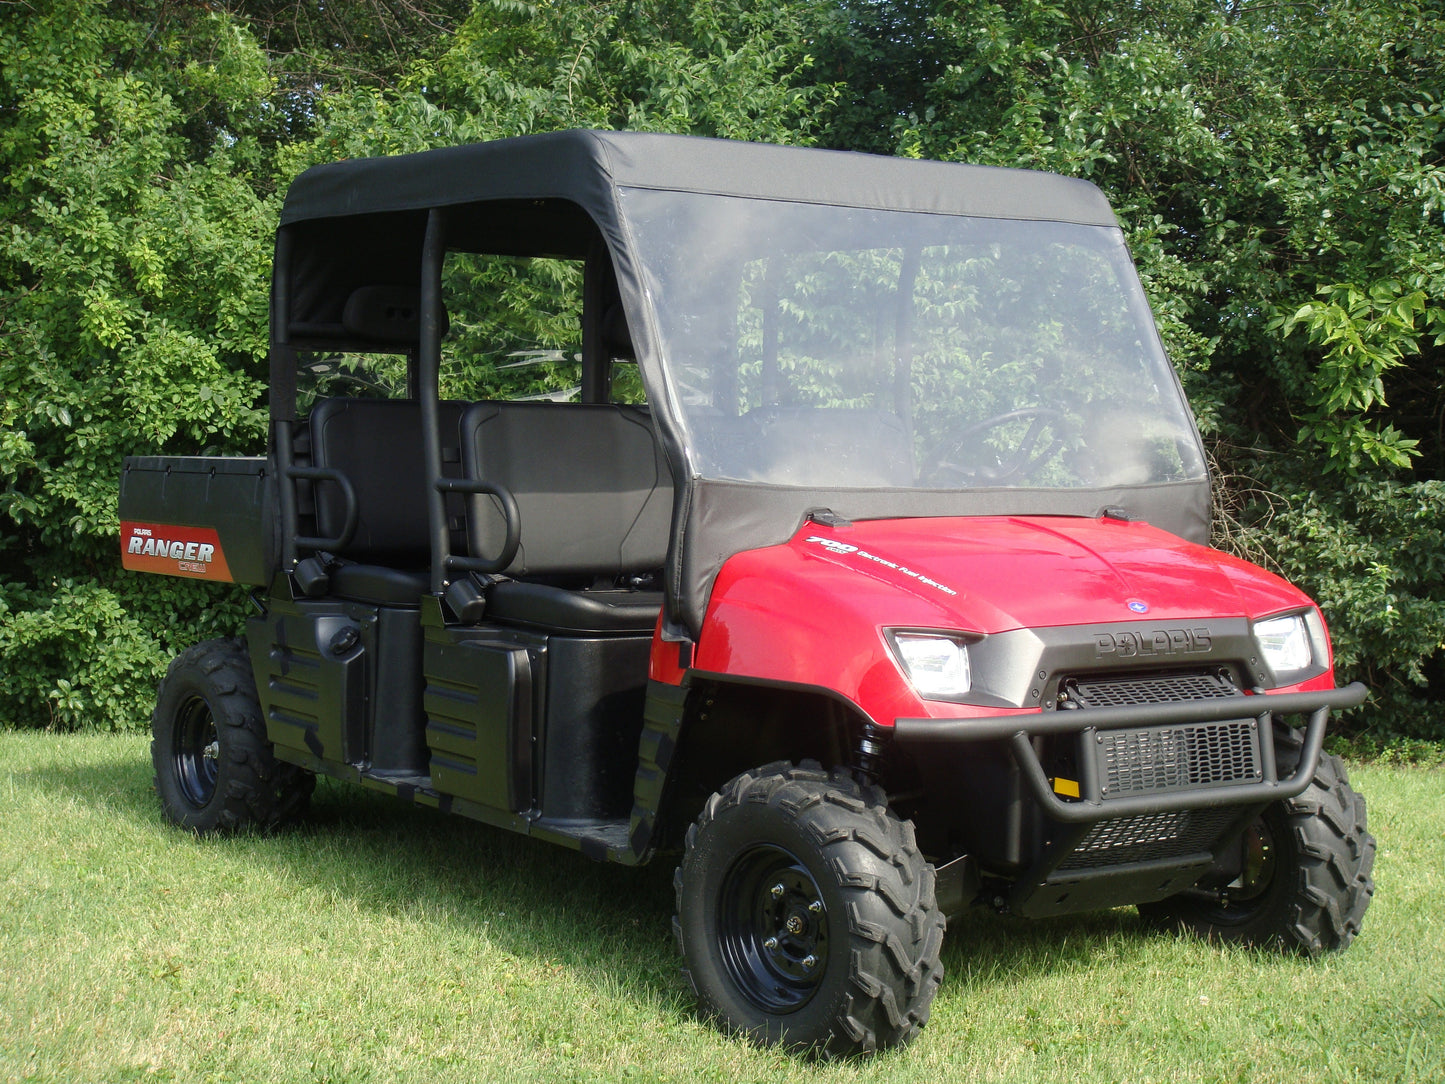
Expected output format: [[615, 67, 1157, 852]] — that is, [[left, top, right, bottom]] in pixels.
[[689, 513, 1328, 721], [788, 515, 1312, 633]]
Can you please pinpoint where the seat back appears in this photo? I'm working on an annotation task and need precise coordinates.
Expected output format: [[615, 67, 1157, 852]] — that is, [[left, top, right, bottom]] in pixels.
[[309, 397, 467, 565], [460, 402, 672, 577]]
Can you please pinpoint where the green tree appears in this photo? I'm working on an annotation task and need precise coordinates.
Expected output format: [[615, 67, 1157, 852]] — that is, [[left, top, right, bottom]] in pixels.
[[0, 1, 283, 728], [6, 0, 1443, 741], [0, 0, 830, 730], [873, 0, 1445, 735]]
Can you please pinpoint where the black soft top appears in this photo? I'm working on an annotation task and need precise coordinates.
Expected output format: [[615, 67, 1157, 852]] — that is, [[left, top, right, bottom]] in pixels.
[[272, 131, 1208, 640], [281, 129, 1118, 229]]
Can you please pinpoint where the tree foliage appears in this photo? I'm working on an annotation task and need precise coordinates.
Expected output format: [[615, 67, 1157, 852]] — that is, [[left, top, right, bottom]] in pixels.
[[2, 0, 1443, 741], [853, 0, 1445, 737], [0, 1, 278, 728], [0, 0, 828, 729]]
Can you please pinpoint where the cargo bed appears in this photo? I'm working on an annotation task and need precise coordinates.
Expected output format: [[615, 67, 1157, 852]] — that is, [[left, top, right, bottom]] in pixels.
[[119, 456, 276, 585]]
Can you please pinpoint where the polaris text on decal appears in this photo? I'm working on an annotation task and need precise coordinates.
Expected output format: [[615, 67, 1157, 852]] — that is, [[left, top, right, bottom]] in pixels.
[[804, 536, 958, 596], [1094, 628, 1212, 658]]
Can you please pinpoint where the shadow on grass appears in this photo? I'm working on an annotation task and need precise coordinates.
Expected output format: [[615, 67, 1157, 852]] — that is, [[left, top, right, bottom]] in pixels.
[[12, 752, 680, 1005], [9, 744, 1266, 1039], [940, 904, 1158, 993]]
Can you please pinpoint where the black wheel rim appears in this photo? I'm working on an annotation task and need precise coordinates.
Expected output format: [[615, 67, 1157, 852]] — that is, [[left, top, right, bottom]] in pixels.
[[717, 844, 829, 1013], [173, 695, 220, 809]]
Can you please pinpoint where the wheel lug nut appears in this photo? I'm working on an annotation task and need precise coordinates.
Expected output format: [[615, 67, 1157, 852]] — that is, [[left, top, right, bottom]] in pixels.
[[808, 900, 823, 914], [802, 955, 817, 969], [763, 936, 779, 951], [770, 883, 785, 898]]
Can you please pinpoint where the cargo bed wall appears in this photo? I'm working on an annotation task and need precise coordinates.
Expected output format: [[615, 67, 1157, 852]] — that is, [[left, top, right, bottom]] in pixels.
[[119, 456, 277, 585]]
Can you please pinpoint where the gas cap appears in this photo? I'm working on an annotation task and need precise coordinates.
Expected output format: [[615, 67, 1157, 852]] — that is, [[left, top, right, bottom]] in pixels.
[[328, 625, 361, 655]]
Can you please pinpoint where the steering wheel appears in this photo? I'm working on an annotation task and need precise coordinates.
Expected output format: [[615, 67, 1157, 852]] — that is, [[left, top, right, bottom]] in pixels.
[[922, 407, 1069, 485]]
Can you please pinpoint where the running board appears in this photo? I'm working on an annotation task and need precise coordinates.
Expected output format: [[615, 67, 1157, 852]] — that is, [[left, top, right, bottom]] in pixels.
[[531, 817, 634, 862]]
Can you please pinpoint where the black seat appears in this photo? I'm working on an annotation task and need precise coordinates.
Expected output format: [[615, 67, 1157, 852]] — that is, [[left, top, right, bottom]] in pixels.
[[459, 401, 672, 632], [327, 563, 431, 606], [307, 397, 468, 604], [486, 582, 664, 633]]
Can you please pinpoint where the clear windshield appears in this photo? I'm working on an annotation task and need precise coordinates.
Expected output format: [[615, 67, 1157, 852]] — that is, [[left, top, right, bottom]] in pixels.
[[620, 189, 1206, 491]]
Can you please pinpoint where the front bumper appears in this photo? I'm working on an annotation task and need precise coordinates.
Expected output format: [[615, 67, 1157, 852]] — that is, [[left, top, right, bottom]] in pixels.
[[894, 682, 1368, 823], [893, 682, 1368, 917]]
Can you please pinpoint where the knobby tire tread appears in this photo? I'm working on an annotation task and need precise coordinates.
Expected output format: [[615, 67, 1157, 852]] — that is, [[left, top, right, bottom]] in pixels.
[[1278, 750, 1375, 953], [1140, 730, 1374, 955], [675, 760, 945, 1057], [152, 638, 312, 833]]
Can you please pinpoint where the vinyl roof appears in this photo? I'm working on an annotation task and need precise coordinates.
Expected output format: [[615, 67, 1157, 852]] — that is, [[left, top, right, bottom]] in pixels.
[[279, 129, 1119, 228]]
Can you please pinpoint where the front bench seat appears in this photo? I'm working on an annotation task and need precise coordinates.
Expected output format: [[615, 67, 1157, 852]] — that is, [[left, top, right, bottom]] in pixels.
[[459, 401, 673, 633]]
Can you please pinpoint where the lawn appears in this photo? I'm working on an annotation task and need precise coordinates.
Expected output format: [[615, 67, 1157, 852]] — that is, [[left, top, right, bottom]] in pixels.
[[1, 731, 1440, 1083]]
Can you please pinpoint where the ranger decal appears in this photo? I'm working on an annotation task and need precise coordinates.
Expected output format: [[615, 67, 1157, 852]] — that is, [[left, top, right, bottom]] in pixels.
[[120, 521, 233, 582]]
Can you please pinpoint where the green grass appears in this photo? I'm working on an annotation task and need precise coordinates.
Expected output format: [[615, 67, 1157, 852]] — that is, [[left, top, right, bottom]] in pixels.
[[1, 732, 1441, 1084]]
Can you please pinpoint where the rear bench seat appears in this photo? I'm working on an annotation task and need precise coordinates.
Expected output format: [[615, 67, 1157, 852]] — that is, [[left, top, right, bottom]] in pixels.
[[459, 401, 673, 633], [307, 396, 467, 604], [304, 396, 674, 632]]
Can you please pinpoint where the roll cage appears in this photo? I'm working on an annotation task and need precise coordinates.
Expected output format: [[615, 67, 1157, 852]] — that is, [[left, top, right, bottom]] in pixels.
[[268, 130, 1211, 639]]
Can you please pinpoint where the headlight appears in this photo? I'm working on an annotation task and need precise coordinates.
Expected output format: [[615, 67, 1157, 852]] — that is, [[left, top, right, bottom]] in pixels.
[[888, 631, 972, 699], [1253, 612, 1314, 679]]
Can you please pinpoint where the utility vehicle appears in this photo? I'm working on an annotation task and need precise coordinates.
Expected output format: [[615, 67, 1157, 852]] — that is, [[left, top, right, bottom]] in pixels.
[[120, 130, 1374, 1056]]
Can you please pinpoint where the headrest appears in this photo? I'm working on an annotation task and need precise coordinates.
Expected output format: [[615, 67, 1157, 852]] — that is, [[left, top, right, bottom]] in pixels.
[[341, 286, 449, 344]]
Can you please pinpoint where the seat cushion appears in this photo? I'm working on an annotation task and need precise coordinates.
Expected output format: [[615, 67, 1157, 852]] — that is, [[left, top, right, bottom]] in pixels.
[[329, 563, 430, 606], [309, 397, 468, 564], [486, 581, 662, 633]]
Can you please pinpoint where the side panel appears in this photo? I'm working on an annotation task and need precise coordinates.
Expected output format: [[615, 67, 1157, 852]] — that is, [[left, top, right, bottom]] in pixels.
[[423, 627, 541, 812], [539, 636, 651, 823], [247, 600, 369, 764], [119, 456, 276, 585], [368, 606, 428, 773], [249, 594, 431, 775]]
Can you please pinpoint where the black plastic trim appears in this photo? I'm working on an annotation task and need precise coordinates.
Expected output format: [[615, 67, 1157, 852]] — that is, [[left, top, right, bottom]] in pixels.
[[684, 668, 877, 720], [285, 465, 358, 551], [621, 680, 691, 863], [893, 681, 1367, 823], [950, 618, 1261, 709]]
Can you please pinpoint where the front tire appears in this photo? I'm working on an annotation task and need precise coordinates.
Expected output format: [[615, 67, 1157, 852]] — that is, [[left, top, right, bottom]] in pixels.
[[673, 762, 945, 1056], [1139, 733, 1374, 954], [152, 638, 314, 833]]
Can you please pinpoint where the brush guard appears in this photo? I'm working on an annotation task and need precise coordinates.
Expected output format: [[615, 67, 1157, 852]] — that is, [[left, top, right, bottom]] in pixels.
[[894, 682, 1368, 917]]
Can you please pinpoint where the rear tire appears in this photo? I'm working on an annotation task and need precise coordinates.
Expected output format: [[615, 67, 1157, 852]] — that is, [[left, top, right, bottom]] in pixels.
[[152, 638, 314, 833], [1139, 732, 1374, 954], [674, 761, 945, 1056]]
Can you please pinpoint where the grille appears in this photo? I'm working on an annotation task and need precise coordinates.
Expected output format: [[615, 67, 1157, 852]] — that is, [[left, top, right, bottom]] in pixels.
[[1064, 670, 1239, 709], [1097, 719, 1261, 798], [1057, 808, 1240, 871]]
